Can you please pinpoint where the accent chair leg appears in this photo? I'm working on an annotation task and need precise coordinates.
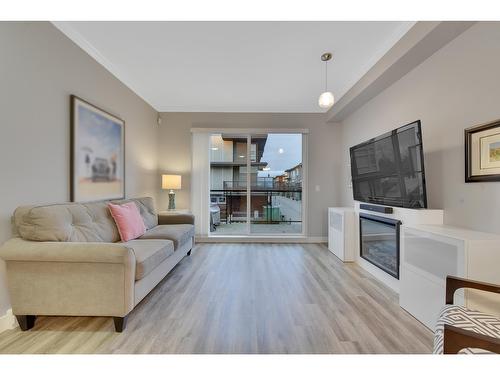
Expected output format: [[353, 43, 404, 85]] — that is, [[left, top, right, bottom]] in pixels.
[[16, 315, 36, 331], [187, 249, 192, 256], [113, 316, 128, 332]]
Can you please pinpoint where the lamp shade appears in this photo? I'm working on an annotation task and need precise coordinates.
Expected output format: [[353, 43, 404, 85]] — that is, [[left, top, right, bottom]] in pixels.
[[162, 174, 182, 190]]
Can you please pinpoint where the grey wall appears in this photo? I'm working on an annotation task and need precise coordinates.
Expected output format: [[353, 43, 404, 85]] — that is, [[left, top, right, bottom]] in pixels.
[[0, 22, 160, 316], [338, 22, 500, 233], [157, 112, 342, 238]]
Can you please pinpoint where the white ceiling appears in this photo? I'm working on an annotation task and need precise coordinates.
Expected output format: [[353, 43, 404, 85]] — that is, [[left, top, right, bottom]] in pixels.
[[54, 21, 414, 113]]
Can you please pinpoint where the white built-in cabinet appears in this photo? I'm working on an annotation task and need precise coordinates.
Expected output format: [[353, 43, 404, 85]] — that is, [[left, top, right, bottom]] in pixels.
[[400, 224, 500, 331], [328, 207, 356, 262], [327, 204, 500, 332]]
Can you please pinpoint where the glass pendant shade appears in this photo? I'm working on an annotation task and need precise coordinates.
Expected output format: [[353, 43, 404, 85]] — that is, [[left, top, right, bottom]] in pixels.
[[318, 91, 334, 109]]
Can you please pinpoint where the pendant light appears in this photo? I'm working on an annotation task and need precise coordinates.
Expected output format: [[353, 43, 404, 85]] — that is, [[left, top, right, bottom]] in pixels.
[[318, 52, 334, 109]]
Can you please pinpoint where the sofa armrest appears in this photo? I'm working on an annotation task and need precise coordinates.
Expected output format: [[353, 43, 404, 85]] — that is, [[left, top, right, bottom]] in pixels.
[[0, 238, 136, 317], [158, 213, 195, 225], [0, 237, 135, 264]]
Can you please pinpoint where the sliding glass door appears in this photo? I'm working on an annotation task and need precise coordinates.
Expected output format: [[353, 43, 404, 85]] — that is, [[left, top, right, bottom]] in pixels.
[[250, 133, 303, 234], [209, 134, 248, 235], [209, 132, 304, 236]]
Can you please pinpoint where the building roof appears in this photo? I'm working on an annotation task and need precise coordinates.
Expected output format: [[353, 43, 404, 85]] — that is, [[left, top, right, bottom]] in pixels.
[[285, 162, 302, 173]]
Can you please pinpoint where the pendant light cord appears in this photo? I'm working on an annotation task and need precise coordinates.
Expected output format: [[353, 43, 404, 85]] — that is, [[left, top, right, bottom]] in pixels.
[[325, 60, 328, 92]]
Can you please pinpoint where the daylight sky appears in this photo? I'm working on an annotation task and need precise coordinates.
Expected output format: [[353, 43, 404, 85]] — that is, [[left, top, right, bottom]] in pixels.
[[258, 134, 302, 177]]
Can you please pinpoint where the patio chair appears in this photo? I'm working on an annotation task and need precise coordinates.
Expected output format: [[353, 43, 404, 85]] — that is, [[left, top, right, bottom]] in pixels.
[[433, 276, 500, 354]]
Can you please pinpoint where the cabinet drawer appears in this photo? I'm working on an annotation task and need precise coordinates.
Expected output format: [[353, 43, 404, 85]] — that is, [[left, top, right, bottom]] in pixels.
[[402, 228, 464, 282]]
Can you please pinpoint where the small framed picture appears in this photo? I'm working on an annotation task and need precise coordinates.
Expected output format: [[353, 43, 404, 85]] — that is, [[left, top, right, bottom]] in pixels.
[[70, 95, 125, 201], [465, 119, 500, 182]]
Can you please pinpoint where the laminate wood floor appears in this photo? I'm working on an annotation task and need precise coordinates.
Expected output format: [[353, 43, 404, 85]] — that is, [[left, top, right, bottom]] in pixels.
[[0, 243, 433, 354]]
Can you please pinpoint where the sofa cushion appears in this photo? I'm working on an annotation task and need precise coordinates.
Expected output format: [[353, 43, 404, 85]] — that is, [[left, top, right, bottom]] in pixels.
[[124, 239, 174, 280], [13, 197, 157, 243], [111, 197, 158, 230], [108, 202, 146, 242], [14, 201, 121, 242], [433, 304, 500, 354], [139, 224, 194, 250]]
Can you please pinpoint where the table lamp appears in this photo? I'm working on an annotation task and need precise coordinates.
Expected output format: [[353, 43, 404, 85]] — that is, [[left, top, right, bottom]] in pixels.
[[162, 174, 181, 210]]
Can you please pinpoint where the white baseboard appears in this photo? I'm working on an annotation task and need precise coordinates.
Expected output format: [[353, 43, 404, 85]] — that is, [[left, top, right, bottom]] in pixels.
[[356, 256, 399, 293], [0, 309, 17, 333], [195, 235, 327, 244]]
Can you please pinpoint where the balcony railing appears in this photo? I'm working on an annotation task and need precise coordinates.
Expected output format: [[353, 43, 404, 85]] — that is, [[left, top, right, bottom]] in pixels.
[[210, 178, 302, 227], [220, 177, 302, 192]]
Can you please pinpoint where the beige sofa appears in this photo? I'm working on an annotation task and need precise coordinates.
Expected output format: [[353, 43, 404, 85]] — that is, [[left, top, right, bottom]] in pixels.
[[0, 197, 194, 332]]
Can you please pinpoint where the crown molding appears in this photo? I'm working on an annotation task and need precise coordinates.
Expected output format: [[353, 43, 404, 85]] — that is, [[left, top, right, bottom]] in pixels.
[[52, 21, 159, 111], [157, 104, 326, 113]]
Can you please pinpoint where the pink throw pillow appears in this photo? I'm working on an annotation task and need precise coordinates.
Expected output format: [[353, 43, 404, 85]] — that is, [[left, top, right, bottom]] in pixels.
[[108, 202, 146, 242]]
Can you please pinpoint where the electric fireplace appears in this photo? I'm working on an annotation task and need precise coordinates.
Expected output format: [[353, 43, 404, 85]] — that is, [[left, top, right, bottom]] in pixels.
[[359, 213, 401, 279]]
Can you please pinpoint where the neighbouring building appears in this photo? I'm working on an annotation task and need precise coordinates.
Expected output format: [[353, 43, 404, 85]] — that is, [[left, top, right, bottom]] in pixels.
[[210, 134, 268, 223]]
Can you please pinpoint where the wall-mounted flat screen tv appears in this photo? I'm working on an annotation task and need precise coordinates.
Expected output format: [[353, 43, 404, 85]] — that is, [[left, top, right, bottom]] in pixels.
[[349, 120, 427, 209]]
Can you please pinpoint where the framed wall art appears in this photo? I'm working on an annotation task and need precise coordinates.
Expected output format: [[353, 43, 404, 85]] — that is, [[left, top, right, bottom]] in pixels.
[[465, 119, 500, 182], [70, 95, 125, 201]]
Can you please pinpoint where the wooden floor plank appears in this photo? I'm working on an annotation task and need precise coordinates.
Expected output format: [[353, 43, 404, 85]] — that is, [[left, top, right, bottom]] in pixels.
[[0, 243, 433, 354]]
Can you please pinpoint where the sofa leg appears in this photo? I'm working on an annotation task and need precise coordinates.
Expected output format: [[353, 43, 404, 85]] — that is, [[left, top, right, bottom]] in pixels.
[[16, 315, 36, 331], [113, 316, 128, 332], [187, 249, 192, 256]]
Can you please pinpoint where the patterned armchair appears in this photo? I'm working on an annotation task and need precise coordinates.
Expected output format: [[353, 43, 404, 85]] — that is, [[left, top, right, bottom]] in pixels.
[[433, 276, 500, 354]]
